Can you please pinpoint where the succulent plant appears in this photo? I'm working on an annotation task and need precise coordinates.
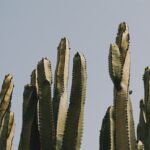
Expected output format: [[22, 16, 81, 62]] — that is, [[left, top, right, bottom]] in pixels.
[[19, 38, 87, 150], [2, 23, 150, 150], [100, 22, 137, 150]]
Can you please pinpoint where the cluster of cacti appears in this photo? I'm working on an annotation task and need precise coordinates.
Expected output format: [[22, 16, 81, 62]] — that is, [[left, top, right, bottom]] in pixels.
[[2, 22, 150, 150], [18, 38, 87, 150], [0, 74, 15, 150]]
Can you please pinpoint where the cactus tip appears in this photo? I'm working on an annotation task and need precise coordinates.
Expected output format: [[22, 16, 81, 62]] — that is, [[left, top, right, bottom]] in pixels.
[[58, 37, 70, 50], [118, 22, 128, 33]]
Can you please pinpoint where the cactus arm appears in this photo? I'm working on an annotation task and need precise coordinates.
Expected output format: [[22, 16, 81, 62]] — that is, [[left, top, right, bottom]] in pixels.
[[52, 38, 70, 149], [0, 74, 14, 126], [143, 67, 150, 116], [61, 53, 87, 150], [137, 100, 146, 142], [76, 54, 86, 150], [0, 111, 14, 150], [116, 22, 129, 63], [18, 85, 38, 150], [137, 67, 150, 150], [100, 106, 114, 150], [109, 43, 122, 89], [29, 69, 41, 150], [37, 58, 56, 150], [31, 69, 38, 93], [0, 112, 9, 150], [6, 112, 15, 150]]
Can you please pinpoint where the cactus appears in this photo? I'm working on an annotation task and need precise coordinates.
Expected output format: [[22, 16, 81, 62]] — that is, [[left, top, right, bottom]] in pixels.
[[137, 67, 150, 150], [0, 74, 15, 150], [19, 38, 87, 150], [100, 22, 137, 150], [2, 23, 150, 150]]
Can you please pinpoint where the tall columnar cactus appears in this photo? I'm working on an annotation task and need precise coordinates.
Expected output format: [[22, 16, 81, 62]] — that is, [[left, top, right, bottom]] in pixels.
[[100, 22, 137, 150], [137, 67, 150, 150], [19, 38, 87, 150], [0, 74, 15, 150]]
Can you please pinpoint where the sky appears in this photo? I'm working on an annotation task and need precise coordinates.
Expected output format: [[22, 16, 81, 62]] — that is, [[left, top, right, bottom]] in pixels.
[[0, 0, 150, 149]]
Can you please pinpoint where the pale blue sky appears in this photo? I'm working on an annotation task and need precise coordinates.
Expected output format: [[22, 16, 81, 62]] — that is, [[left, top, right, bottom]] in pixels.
[[0, 0, 150, 149]]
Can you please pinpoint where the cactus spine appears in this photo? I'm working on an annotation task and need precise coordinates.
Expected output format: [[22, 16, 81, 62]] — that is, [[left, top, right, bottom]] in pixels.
[[19, 38, 87, 150], [100, 22, 137, 150]]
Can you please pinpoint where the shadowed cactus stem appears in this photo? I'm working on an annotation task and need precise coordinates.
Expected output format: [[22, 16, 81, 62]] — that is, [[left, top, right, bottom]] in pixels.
[[100, 106, 114, 150], [137, 66, 150, 150]]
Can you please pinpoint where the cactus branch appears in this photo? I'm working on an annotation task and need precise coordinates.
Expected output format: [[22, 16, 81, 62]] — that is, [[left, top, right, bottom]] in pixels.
[[62, 52, 87, 150]]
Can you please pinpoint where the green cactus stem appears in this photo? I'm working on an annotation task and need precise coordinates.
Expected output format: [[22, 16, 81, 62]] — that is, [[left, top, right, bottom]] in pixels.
[[0, 111, 14, 150], [0, 74, 14, 150], [100, 106, 114, 150], [52, 38, 70, 150], [61, 52, 87, 150], [0, 74, 14, 126], [101, 22, 137, 150], [137, 67, 150, 150], [18, 85, 39, 150], [37, 58, 56, 150]]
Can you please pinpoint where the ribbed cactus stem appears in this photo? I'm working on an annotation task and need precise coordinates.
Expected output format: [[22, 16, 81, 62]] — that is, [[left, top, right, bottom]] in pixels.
[[37, 58, 56, 150], [137, 67, 150, 150], [18, 85, 38, 150], [52, 38, 70, 150], [0, 74, 14, 150], [30, 69, 40, 150], [6, 112, 15, 150], [0, 111, 14, 150], [109, 43, 122, 89], [62, 52, 87, 150], [0, 74, 14, 126], [107, 22, 137, 150], [100, 106, 114, 150]]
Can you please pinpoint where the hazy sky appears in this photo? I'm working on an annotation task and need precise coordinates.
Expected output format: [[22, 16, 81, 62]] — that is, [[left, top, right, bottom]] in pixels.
[[1, 0, 150, 149]]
